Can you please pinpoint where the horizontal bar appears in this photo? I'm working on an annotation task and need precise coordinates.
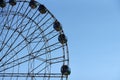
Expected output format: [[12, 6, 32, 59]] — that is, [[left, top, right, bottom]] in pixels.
[[0, 73, 66, 78]]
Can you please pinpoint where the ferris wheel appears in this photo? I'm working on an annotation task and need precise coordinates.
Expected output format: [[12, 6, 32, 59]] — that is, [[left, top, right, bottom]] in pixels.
[[0, 0, 71, 80]]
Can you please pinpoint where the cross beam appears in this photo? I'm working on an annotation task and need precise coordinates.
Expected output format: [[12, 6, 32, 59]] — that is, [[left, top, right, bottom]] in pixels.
[[0, 73, 66, 78]]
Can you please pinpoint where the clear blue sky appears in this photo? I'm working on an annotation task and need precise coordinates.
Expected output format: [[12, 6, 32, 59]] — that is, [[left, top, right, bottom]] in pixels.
[[38, 0, 120, 80]]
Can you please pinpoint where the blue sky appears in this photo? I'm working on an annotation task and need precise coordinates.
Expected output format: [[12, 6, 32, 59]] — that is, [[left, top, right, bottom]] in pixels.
[[38, 0, 120, 80]]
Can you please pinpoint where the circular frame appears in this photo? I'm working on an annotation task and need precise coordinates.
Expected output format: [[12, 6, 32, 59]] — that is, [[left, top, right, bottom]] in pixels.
[[0, 0, 70, 80]]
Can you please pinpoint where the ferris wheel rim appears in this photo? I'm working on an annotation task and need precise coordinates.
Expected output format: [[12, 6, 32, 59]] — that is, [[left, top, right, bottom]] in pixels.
[[0, 0, 70, 80]]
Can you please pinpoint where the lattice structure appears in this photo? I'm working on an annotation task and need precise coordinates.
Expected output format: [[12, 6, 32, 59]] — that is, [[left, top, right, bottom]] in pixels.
[[0, 0, 70, 80]]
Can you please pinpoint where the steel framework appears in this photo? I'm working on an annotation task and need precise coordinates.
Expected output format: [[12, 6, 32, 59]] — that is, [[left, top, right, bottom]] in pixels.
[[0, 0, 70, 80]]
